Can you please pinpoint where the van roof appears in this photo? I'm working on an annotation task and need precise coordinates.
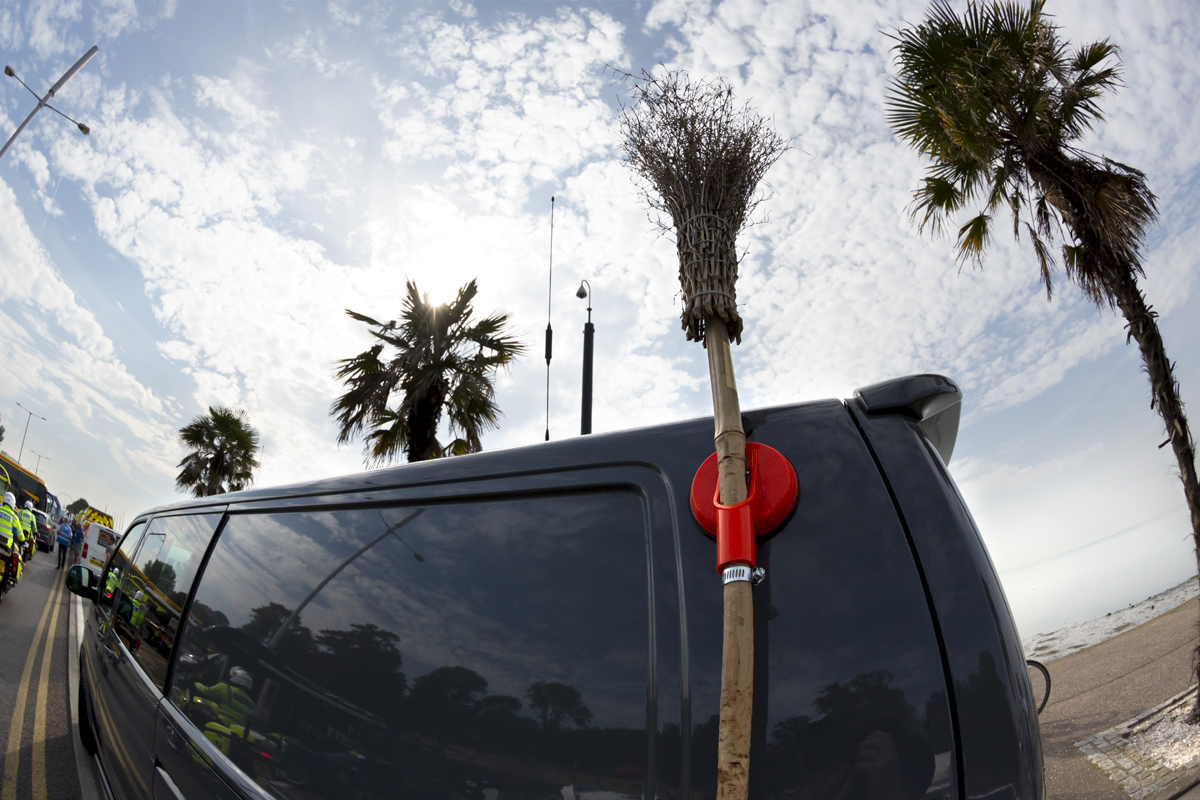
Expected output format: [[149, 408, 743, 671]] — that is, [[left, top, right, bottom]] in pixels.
[[137, 374, 964, 522]]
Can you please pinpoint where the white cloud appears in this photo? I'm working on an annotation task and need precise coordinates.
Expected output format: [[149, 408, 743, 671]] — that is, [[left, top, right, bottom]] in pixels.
[[326, 2, 363, 29], [94, 0, 139, 39], [26, 0, 82, 59], [374, 9, 627, 210], [269, 28, 358, 80], [0, 178, 178, 484]]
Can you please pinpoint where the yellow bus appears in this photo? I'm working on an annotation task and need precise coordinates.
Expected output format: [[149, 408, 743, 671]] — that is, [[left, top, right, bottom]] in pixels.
[[0, 452, 48, 513]]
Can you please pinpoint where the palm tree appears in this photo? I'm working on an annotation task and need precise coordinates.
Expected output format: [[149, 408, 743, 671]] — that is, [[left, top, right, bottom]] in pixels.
[[331, 279, 525, 464], [888, 0, 1200, 716], [175, 406, 261, 497]]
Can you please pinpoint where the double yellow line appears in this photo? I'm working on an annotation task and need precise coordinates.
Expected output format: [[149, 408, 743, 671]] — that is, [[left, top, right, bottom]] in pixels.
[[2, 573, 67, 800]]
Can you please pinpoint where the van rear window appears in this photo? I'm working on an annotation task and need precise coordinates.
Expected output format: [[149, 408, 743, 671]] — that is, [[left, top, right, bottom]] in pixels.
[[170, 492, 651, 800]]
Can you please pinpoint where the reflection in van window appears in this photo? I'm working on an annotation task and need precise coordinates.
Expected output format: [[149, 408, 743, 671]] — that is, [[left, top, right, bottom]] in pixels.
[[114, 514, 222, 691], [97, 522, 145, 615], [170, 494, 651, 800]]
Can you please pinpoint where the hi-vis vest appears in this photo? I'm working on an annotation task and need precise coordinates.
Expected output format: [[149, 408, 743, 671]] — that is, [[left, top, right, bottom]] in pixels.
[[0, 505, 18, 551], [18, 508, 34, 537]]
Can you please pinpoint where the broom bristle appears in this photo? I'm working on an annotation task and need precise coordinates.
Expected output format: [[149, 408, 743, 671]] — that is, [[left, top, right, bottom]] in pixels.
[[618, 70, 788, 344]]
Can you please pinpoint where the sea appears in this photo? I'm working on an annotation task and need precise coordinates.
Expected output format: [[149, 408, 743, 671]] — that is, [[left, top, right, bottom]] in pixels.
[[1021, 575, 1199, 663]]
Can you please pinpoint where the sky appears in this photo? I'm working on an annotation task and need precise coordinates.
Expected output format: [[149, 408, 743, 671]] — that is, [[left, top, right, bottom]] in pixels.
[[0, 0, 1197, 638]]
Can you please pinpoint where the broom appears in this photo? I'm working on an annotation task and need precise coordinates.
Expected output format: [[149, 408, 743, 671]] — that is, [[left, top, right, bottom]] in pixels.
[[619, 69, 787, 800]]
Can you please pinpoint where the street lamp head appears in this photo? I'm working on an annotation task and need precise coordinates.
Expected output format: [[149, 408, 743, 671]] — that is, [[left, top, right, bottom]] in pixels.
[[4, 66, 13, 78], [575, 282, 588, 299], [77, 122, 89, 135]]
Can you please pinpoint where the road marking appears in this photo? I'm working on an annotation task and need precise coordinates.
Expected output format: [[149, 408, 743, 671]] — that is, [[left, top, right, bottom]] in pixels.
[[2, 574, 65, 800], [32, 574, 65, 800]]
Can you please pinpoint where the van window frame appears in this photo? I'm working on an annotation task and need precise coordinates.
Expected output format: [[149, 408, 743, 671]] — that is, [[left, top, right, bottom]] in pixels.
[[161, 464, 682, 800], [157, 508, 231, 695], [95, 517, 152, 622], [95, 508, 230, 696], [113, 510, 227, 693]]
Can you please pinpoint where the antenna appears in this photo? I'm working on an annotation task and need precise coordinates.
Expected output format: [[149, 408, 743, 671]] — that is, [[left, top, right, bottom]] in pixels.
[[545, 196, 555, 442]]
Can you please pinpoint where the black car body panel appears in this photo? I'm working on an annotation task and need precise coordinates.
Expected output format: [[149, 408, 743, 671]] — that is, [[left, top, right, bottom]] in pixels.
[[71, 375, 1043, 800], [848, 402, 1044, 800]]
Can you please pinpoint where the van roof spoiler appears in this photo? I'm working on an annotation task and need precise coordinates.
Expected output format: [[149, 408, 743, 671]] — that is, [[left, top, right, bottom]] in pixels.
[[853, 374, 962, 464]]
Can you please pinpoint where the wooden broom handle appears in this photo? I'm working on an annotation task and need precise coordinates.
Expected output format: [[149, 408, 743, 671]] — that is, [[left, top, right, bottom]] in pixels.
[[705, 316, 753, 800]]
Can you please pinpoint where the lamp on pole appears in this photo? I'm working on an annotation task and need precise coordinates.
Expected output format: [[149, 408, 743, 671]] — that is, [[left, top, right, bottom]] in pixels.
[[1, 45, 97, 161], [575, 280, 594, 436], [31, 452, 48, 475], [15, 402, 46, 465]]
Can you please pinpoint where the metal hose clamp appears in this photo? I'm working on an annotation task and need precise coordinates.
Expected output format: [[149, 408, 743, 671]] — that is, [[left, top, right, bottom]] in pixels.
[[723, 565, 752, 584], [722, 565, 767, 585]]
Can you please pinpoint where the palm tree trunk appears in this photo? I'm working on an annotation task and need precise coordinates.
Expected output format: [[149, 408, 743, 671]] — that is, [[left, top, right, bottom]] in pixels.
[[406, 389, 445, 462], [1032, 155, 1200, 718], [207, 451, 224, 496], [1106, 267, 1200, 720]]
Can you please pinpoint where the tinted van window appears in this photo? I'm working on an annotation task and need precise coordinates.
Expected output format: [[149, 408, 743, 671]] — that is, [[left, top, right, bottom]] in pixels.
[[98, 521, 146, 616], [170, 493, 651, 800], [115, 513, 223, 689]]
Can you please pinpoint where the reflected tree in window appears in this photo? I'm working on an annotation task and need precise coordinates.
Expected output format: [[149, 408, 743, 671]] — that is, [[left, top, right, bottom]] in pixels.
[[311, 623, 407, 717], [143, 559, 177, 594], [408, 666, 489, 743], [758, 671, 935, 800], [527, 681, 592, 731], [240, 602, 316, 661], [188, 600, 229, 629], [477, 693, 529, 746]]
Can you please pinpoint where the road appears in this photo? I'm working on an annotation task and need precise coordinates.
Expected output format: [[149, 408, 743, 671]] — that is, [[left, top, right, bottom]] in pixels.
[[0, 549, 88, 800]]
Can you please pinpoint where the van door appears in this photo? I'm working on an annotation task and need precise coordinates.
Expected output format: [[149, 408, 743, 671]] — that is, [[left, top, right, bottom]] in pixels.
[[156, 477, 676, 800], [86, 511, 224, 800]]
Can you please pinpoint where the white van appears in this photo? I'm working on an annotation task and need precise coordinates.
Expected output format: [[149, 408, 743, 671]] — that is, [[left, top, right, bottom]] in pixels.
[[79, 521, 118, 571]]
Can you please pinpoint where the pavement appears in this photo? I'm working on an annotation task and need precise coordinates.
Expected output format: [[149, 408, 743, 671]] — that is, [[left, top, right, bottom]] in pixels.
[[1038, 596, 1200, 800]]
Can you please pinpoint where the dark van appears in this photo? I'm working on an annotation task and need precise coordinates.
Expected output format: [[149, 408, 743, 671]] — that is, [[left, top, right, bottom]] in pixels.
[[67, 374, 1043, 800]]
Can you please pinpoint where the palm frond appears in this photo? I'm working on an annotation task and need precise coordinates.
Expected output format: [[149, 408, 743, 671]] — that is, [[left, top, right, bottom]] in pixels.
[[956, 213, 992, 265], [364, 409, 411, 465], [330, 342, 396, 446], [345, 309, 387, 328], [888, 0, 1154, 308], [1024, 221, 1056, 297], [912, 176, 964, 234]]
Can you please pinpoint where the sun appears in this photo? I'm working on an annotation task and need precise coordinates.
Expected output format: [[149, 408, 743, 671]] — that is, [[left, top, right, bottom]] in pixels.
[[411, 271, 463, 309]]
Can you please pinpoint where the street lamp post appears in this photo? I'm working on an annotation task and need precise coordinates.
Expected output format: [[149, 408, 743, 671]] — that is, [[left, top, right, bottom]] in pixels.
[[31, 452, 48, 475], [15, 402, 46, 465], [576, 280, 594, 436], [1, 45, 98, 161]]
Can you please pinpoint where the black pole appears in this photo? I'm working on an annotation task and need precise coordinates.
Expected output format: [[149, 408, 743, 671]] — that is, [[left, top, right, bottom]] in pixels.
[[581, 319, 594, 435], [545, 197, 555, 442]]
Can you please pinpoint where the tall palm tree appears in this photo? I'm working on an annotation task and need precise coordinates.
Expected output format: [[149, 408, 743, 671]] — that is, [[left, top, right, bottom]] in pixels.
[[175, 406, 261, 497], [889, 0, 1200, 715], [331, 279, 525, 464]]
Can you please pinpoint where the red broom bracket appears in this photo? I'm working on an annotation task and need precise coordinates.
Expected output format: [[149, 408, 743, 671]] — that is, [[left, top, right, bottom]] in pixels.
[[690, 442, 798, 573]]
